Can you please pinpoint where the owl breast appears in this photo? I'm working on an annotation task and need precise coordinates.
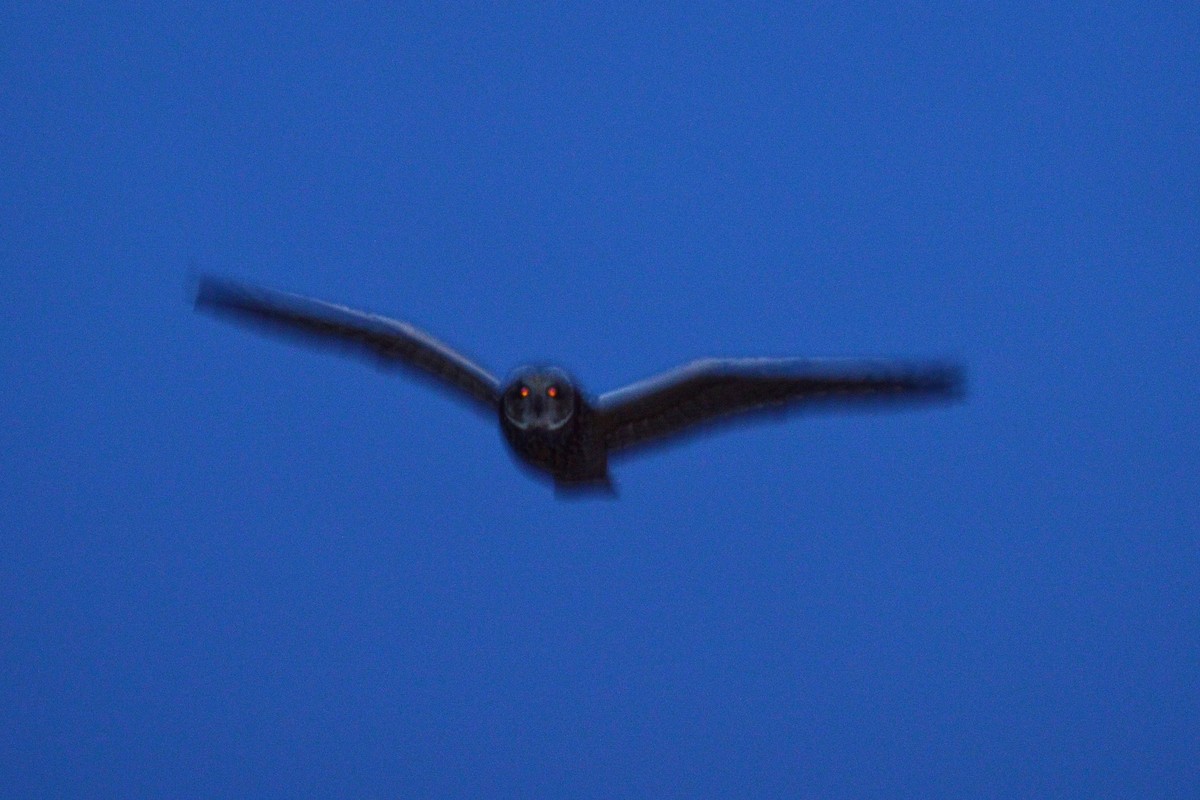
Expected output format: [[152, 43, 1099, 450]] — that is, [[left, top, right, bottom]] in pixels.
[[499, 401, 609, 487]]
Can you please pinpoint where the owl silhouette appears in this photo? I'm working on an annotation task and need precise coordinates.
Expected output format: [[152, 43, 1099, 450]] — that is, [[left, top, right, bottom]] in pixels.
[[195, 278, 963, 494]]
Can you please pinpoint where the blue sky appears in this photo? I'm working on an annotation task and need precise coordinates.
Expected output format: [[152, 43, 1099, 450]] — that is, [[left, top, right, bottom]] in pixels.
[[2, 3, 1197, 797]]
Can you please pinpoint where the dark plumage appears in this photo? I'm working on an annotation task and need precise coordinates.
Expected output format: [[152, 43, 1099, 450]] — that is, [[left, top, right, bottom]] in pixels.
[[195, 277, 964, 494]]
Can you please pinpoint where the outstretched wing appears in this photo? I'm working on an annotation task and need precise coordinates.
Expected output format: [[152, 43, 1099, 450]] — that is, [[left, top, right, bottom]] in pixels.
[[596, 358, 963, 454], [195, 277, 501, 412]]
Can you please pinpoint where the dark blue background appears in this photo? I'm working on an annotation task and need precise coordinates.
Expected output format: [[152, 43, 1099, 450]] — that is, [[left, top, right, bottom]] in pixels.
[[3, 4, 1196, 797]]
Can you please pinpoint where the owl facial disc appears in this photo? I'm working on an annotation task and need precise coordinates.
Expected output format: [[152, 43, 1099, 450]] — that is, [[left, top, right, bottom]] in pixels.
[[502, 367, 576, 431]]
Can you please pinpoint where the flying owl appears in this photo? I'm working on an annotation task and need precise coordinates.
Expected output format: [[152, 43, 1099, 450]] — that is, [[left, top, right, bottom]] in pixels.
[[195, 277, 963, 493]]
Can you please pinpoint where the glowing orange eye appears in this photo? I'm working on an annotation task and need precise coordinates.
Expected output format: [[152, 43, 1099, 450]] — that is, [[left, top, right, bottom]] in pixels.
[[519, 386, 530, 398], [547, 386, 558, 398]]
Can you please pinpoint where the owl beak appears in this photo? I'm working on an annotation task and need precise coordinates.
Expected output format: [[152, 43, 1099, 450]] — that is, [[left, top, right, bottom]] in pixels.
[[531, 395, 546, 416]]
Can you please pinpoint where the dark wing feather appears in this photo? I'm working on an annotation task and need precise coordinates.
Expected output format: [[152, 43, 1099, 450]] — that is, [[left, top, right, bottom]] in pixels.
[[596, 358, 964, 453], [195, 277, 501, 411]]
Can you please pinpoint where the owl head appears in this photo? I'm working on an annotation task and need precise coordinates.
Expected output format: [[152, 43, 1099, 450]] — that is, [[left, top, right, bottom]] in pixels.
[[502, 366, 577, 431]]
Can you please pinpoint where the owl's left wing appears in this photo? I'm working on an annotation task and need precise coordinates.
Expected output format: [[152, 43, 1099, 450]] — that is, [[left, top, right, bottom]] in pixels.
[[195, 277, 501, 412], [595, 358, 963, 454]]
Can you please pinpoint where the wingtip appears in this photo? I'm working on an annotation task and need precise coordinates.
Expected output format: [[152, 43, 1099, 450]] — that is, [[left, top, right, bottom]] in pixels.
[[185, 268, 220, 312], [191, 273, 230, 310], [192, 275, 270, 317], [933, 364, 968, 400]]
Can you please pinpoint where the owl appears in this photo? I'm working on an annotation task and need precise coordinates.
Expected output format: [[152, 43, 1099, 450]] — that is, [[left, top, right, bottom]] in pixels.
[[195, 278, 963, 494]]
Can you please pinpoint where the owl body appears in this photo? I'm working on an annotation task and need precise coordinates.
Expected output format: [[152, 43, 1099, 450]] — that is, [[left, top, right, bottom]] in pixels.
[[498, 368, 612, 490]]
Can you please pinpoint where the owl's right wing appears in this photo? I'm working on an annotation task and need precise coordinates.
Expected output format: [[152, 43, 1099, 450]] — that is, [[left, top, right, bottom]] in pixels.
[[195, 277, 501, 412], [595, 358, 963, 454]]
